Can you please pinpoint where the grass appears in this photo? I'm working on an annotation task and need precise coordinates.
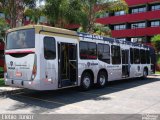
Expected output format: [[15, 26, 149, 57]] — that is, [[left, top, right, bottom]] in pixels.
[[0, 67, 3, 73], [157, 54, 160, 64], [156, 71, 160, 74], [0, 78, 4, 87]]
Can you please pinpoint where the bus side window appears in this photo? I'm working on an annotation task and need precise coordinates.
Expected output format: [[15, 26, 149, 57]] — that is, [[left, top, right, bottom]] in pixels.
[[134, 48, 140, 64], [146, 50, 150, 64], [130, 48, 134, 64], [43, 37, 56, 60], [98, 44, 110, 64], [111, 45, 121, 64], [79, 41, 97, 59], [140, 49, 146, 64]]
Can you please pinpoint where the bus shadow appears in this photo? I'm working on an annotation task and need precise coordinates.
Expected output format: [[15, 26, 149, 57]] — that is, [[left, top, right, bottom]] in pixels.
[[7, 76, 160, 113]]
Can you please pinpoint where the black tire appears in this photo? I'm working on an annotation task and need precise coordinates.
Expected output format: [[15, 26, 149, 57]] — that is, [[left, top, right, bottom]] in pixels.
[[97, 71, 108, 88], [80, 72, 92, 91], [142, 68, 148, 79]]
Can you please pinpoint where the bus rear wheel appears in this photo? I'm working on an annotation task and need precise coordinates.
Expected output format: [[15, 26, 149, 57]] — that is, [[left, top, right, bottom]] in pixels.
[[80, 72, 92, 91], [97, 71, 107, 88], [143, 68, 148, 79]]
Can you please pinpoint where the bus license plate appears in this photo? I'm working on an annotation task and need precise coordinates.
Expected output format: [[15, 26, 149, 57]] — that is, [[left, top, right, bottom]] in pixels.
[[16, 72, 22, 77]]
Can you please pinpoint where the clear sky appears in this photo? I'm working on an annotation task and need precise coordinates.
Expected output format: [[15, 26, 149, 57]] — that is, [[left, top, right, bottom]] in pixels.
[[36, 0, 45, 7]]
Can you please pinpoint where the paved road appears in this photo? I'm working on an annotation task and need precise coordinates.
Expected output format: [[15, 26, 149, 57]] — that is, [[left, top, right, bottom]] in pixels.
[[0, 76, 160, 114]]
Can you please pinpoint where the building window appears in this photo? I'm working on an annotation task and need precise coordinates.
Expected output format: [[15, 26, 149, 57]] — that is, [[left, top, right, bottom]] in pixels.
[[131, 37, 145, 43], [98, 44, 110, 64], [114, 10, 126, 16], [151, 4, 160, 11], [151, 21, 160, 27], [79, 42, 97, 59], [117, 38, 126, 41], [111, 45, 121, 64], [44, 37, 56, 60], [114, 24, 126, 30], [131, 7, 146, 14], [131, 22, 146, 29]]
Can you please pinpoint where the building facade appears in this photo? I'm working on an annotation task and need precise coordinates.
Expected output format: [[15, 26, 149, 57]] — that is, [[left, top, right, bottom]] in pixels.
[[96, 0, 160, 46]]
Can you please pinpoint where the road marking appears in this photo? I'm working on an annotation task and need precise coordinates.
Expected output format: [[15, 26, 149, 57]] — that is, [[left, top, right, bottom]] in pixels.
[[15, 94, 85, 110]]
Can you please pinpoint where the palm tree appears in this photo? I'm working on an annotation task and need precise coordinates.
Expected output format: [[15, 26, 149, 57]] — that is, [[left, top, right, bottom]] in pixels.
[[80, 0, 128, 33]]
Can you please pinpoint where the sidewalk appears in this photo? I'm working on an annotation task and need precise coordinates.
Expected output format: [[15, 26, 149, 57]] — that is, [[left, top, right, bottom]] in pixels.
[[0, 86, 24, 97]]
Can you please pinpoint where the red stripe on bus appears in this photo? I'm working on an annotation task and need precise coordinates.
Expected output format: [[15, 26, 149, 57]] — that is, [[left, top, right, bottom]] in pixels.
[[5, 50, 35, 54]]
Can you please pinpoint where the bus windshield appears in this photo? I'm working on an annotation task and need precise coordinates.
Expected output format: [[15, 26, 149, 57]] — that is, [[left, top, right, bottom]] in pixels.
[[6, 29, 35, 49]]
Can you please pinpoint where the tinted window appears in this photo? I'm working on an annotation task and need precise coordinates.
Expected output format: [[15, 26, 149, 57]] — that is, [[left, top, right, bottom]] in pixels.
[[80, 42, 97, 59], [130, 48, 134, 64], [44, 37, 56, 59], [114, 24, 126, 30], [146, 50, 150, 64], [140, 49, 146, 64], [151, 4, 160, 11], [111, 45, 121, 64], [6, 29, 35, 49], [98, 44, 110, 64], [134, 49, 140, 64], [122, 50, 128, 64]]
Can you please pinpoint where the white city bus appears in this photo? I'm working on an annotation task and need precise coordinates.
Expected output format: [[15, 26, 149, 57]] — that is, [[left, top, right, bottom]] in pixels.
[[4, 25, 155, 90]]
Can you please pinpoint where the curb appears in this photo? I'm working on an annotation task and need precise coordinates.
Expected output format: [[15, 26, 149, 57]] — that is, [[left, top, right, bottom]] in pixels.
[[0, 88, 24, 97]]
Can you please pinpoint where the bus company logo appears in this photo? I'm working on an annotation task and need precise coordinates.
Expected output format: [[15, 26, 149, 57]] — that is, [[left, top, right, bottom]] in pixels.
[[87, 62, 90, 67], [8, 61, 15, 70], [10, 61, 13, 66]]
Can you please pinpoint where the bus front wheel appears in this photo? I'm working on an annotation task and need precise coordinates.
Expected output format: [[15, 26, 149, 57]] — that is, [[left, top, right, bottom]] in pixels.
[[80, 72, 92, 91], [97, 71, 107, 88]]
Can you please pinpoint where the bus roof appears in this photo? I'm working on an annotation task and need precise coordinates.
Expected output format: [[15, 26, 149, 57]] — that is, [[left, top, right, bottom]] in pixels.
[[7, 25, 150, 49], [7, 25, 77, 35]]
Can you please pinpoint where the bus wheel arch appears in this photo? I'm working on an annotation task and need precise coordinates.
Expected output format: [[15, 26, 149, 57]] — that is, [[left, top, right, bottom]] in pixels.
[[97, 69, 108, 88], [143, 67, 148, 78], [80, 69, 94, 91]]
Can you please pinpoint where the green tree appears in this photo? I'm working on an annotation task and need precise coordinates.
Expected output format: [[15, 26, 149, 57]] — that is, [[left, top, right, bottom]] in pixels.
[[80, 0, 128, 33], [0, 0, 36, 28], [44, 0, 85, 28], [0, 18, 9, 40], [151, 34, 160, 53], [93, 23, 111, 36], [24, 7, 44, 24]]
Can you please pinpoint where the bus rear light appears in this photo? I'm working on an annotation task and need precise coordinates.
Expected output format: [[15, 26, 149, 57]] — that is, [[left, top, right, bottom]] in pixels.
[[4, 63, 7, 73], [31, 55, 37, 80], [31, 65, 37, 80]]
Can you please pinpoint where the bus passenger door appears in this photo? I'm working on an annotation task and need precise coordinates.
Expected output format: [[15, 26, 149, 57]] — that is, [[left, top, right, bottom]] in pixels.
[[58, 42, 77, 88], [122, 50, 130, 78]]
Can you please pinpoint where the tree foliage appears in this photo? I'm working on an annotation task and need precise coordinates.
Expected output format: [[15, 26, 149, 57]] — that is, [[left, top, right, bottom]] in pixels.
[[25, 7, 44, 24], [0, 18, 9, 40], [44, 0, 127, 34], [80, 0, 128, 33], [151, 34, 160, 53], [0, 0, 36, 28], [44, 0, 86, 28]]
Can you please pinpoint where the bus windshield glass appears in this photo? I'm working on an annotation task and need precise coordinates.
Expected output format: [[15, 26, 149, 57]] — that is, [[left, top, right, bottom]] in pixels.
[[6, 29, 35, 49]]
